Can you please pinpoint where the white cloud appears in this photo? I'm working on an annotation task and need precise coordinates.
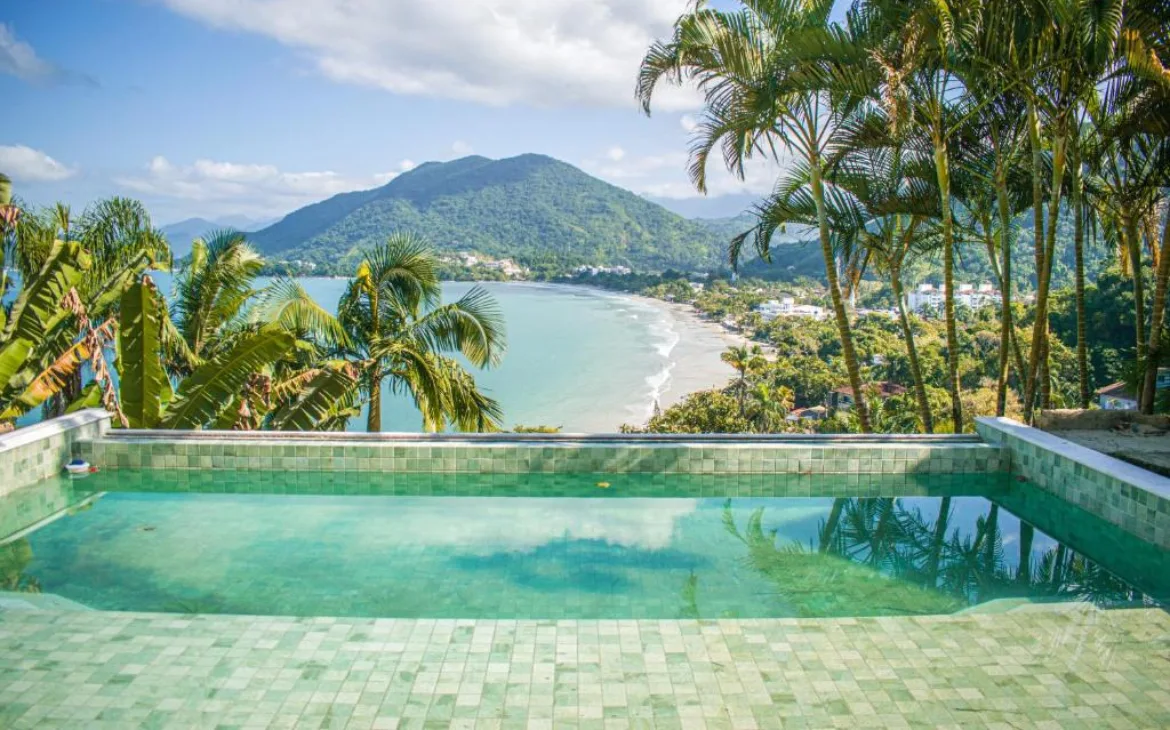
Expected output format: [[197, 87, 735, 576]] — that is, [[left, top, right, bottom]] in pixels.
[[583, 147, 785, 200], [451, 141, 474, 157], [0, 24, 56, 82], [606, 146, 626, 162], [0, 145, 77, 182], [116, 155, 412, 216], [679, 114, 698, 132], [157, 0, 701, 109], [0, 24, 97, 86]]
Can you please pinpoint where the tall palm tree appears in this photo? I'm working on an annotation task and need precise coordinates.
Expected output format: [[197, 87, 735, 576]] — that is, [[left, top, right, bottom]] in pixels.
[[827, 112, 943, 432], [722, 343, 767, 416], [852, 0, 986, 433], [637, 0, 875, 432], [337, 233, 506, 432]]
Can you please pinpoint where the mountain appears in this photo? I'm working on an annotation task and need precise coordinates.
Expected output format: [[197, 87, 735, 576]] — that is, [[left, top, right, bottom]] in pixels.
[[160, 215, 281, 258], [248, 154, 725, 272]]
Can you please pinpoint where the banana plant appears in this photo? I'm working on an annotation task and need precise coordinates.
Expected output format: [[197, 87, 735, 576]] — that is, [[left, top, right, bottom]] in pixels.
[[113, 277, 357, 431], [0, 239, 98, 425]]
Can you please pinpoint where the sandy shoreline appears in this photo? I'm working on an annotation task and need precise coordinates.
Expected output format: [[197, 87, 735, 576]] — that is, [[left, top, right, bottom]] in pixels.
[[622, 293, 746, 412]]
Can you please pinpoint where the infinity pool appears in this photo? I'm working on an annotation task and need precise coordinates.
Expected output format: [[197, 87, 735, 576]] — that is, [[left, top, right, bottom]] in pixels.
[[1, 470, 1164, 619]]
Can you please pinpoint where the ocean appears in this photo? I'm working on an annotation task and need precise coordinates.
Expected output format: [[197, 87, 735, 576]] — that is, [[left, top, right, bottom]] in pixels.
[[147, 277, 733, 433]]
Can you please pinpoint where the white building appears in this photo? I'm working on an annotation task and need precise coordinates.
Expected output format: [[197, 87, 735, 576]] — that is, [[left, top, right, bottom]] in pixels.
[[756, 297, 826, 321], [906, 282, 1000, 314], [574, 265, 632, 276]]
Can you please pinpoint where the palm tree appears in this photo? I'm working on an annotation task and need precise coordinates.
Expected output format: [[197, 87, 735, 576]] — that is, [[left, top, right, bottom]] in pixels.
[[722, 343, 767, 416], [637, 0, 875, 432], [851, 0, 988, 433], [748, 381, 793, 431], [114, 229, 356, 431], [337, 233, 506, 432], [826, 113, 942, 432]]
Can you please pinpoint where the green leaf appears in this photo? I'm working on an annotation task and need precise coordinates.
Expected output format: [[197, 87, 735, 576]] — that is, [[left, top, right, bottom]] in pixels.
[[119, 279, 167, 428], [159, 327, 294, 430], [268, 363, 356, 431], [66, 383, 103, 414], [0, 338, 34, 393], [0, 239, 90, 348]]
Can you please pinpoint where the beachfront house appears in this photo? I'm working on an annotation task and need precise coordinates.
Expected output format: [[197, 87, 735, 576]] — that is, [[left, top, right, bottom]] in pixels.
[[786, 406, 828, 422], [827, 382, 907, 411], [1096, 368, 1170, 410]]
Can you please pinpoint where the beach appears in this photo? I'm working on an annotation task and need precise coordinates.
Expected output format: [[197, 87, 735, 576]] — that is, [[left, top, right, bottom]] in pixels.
[[625, 294, 746, 412]]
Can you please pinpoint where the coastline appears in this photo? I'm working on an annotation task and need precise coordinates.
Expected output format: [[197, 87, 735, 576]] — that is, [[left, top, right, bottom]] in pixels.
[[488, 281, 740, 424], [463, 281, 748, 421], [620, 292, 743, 412]]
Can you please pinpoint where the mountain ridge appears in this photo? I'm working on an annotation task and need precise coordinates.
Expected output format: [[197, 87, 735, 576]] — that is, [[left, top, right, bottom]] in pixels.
[[248, 154, 728, 272]]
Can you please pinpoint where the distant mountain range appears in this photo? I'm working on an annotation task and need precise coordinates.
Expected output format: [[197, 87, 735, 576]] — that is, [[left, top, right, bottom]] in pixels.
[[159, 214, 281, 258]]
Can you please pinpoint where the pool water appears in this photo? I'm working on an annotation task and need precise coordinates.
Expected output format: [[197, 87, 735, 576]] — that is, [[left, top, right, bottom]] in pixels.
[[1, 470, 1164, 619]]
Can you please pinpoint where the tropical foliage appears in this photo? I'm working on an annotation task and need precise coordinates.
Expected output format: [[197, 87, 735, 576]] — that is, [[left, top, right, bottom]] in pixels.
[[639, 0, 1170, 426], [337, 232, 506, 432], [0, 183, 504, 433], [0, 196, 169, 429], [712, 495, 1157, 618]]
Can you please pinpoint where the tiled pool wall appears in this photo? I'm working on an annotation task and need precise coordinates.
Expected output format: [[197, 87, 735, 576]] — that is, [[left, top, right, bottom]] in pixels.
[[4, 411, 1168, 550], [977, 417, 1170, 550], [74, 433, 1004, 475], [0, 410, 109, 500]]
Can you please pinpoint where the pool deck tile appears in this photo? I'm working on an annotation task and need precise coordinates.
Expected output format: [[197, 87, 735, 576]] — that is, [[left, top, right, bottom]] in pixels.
[[1, 605, 1167, 729]]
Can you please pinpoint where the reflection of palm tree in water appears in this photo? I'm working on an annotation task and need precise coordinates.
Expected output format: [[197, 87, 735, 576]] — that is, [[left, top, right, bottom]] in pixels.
[[724, 498, 1154, 616], [0, 539, 41, 593]]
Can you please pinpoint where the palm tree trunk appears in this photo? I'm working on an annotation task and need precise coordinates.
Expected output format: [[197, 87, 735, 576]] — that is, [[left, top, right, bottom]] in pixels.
[[994, 172, 1016, 416], [1023, 103, 1047, 423], [366, 372, 382, 432], [982, 217, 1028, 409], [1128, 215, 1147, 406], [1017, 522, 1034, 585], [810, 159, 871, 432], [1139, 210, 1170, 413], [819, 497, 845, 553], [1039, 136, 1068, 412], [1071, 145, 1091, 408], [926, 495, 951, 588], [892, 270, 933, 433], [934, 135, 963, 432]]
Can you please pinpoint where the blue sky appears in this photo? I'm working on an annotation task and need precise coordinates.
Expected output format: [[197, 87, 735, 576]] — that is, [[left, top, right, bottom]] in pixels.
[[1, 0, 800, 224]]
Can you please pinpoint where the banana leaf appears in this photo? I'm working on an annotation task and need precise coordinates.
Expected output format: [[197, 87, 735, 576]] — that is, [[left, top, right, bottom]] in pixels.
[[268, 362, 357, 431], [119, 280, 167, 428], [159, 327, 294, 429]]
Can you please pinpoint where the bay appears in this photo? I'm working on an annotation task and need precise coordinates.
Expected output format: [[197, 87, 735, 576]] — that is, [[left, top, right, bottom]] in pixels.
[[147, 276, 734, 433]]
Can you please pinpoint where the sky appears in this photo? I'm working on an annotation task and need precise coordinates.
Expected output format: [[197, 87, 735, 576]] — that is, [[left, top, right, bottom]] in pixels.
[[0, 0, 807, 225]]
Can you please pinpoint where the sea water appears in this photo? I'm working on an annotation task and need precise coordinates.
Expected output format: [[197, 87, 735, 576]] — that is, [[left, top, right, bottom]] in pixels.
[[149, 276, 731, 432]]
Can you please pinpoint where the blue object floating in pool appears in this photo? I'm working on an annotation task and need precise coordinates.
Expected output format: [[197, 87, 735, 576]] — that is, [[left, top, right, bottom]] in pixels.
[[65, 459, 91, 476]]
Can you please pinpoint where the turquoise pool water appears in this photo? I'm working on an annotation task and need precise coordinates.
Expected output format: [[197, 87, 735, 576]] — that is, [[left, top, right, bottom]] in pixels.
[[1, 470, 1163, 619]]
